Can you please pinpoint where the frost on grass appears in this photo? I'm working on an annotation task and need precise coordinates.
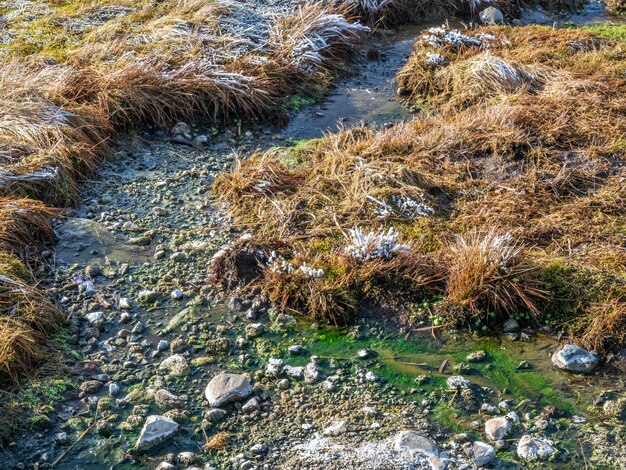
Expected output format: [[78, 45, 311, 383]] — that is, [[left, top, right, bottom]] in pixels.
[[270, 5, 370, 74], [267, 251, 324, 278], [422, 26, 495, 50], [370, 195, 434, 219], [345, 227, 410, 262]]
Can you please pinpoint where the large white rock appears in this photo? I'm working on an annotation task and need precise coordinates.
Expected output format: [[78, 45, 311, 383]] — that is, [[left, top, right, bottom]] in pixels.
[[394, 431, 438, 457], [551, 344, 598, 373], [517, 435, 556, 461], [205, 373, 253, 407], [485, 417, 513, 441], [136, 415, 179, 451]]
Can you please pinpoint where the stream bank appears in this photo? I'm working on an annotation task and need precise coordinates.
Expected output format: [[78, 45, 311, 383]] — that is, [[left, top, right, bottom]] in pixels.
[[1, 13, 625, 470]]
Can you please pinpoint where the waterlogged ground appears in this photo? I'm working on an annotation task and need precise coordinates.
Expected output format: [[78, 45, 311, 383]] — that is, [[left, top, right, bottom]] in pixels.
[[1, 13, 626, 470]]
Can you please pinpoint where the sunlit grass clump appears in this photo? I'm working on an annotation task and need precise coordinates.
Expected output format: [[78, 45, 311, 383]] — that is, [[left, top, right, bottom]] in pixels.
[[214, 25, 626, 353]]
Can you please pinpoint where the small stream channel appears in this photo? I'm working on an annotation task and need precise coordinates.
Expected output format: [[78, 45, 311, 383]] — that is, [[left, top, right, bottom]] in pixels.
[[15, 10, 625, 470]]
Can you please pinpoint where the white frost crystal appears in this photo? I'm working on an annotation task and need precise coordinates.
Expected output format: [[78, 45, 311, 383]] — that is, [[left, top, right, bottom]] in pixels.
[[345, 227, 410, 261]]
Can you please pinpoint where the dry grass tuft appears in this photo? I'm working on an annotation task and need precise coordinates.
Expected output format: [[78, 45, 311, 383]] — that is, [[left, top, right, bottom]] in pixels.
[[442, 229, 545, 323], [203, 432, 231, 452], [577, 297, 626, 354]]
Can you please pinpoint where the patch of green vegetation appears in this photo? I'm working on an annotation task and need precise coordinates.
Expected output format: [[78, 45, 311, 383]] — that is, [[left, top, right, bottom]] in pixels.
[[479, 345, 578, 415], [287, 95, 316, 113], [584, 23, 626, 42], [433, 403, 467, 433], [535, 260, 617, 328]]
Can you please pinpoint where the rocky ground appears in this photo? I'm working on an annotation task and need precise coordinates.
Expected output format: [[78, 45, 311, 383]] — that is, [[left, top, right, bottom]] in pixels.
[[1, 12, 625, 470]]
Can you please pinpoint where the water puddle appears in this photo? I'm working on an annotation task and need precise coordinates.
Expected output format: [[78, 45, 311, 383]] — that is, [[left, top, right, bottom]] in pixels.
[[55, 217, 153, 266]]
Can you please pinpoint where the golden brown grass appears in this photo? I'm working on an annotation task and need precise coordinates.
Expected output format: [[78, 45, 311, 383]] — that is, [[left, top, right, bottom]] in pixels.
[[214, 25, 626, 350]]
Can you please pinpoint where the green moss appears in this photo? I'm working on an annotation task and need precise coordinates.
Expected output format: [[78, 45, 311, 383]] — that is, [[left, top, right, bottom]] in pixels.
[[584, 23, 626, 42]]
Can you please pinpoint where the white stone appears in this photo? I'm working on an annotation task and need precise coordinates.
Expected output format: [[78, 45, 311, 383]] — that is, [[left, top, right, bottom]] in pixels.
[[394, 430, 438, 457], [466, 441, 495, 467], [323, 420, 349, 436], [447, 375, 471, 390], [159, 354, 189, 377], [135, 415, 179, 451], [551, 344, 598, 373], [485, 417, 513, 441], [205, 373, 253, 407], [517, 435, 556, 461]]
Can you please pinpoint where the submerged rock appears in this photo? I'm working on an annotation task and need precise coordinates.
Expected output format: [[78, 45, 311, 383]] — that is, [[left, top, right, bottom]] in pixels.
[[551, 344, 598, 373], [136, 415, 179, 451], [205, 373, 253, 407], [516, 435, 556, 461]]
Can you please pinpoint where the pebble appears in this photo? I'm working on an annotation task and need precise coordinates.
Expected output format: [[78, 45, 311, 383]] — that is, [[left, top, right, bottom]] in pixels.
[[159, 354, 190, 377], [170, 289, 184, 300], [447, 376, 471, 390], [466, 350, 487, 362], [205, 373, 253, 407], [323, 420, 349, 436], [465, 441, 495, 466], [516, 435, 556, 461], [485, 417, 513, 441]]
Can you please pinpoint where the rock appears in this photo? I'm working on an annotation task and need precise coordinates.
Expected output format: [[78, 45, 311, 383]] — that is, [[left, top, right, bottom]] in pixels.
[[170, 289, 184, 300], [479, 6, 504, 25], [551, 344, 598, 373], [171, 122, 191, 137], [177, 451, 195, 465], [603, 398, 626, 419], [516, 435, 556, 461], [323, 420, 349, 436], [156, 463, 176, 470], [157, 340, 169, 351], [159, 354, 190, 377], [357, 349, 372, 359], [55, 432, 69, 445], [447, 376, 471, 390], [246, 322, 264, 338], [365, 371, 378, 382], [394, 431, 438, 457], [80, 380, 103, 394], [362, 406, 379, 416], [137, 289, 159, 304], [85, 311, 104, 324], [284, 365, 304, 379], [265, 358, 284, 376], [241, 397, 260, 414], [205, 408, 226, 423], [250, 443, 267, 455], [466, 350, 487, 363], [205, 373, 253, 407], [109, 382, 120, 397], [502, 318, 519, 333], [155, 389, 182, 409], [485, 417, 513, 441], [119, 298, 131, 310], [136, 415, 179, 451], [465, 441, 495, 467], [304, 362, 321, 384], [288, 345, 305, 355], [480, 403, 499, 415]]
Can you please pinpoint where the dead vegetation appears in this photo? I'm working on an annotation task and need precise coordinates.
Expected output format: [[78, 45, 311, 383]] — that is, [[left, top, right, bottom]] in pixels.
[[214, 25, 626, 353]]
